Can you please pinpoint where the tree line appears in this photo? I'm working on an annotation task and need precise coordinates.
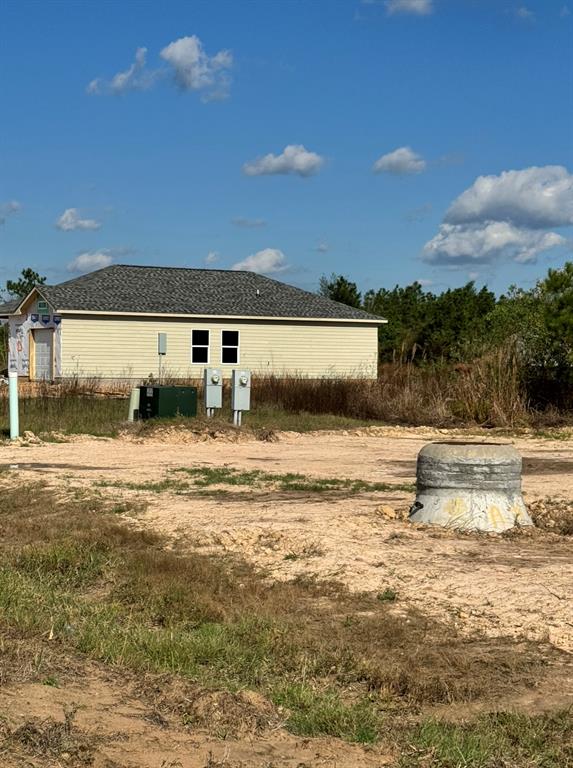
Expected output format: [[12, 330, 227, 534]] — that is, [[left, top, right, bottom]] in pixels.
[[320, 264, 573, 409]]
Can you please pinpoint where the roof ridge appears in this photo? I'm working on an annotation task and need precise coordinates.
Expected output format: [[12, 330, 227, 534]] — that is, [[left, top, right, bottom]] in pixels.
[[113, 264, 252, 274]]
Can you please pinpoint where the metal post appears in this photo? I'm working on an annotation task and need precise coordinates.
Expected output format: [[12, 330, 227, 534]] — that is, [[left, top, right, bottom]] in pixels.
[[127, 387, 140, 422], [8, 370, 19, 440]]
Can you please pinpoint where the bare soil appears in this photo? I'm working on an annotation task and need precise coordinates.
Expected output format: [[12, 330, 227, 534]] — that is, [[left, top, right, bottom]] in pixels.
[[1, 425, 573, 766], [0, 663, 388, 767]]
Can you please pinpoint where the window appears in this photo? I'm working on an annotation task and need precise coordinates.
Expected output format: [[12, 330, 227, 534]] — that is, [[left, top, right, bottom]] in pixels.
[[221, 330, 239, 364], [192, 329, 209, 364]]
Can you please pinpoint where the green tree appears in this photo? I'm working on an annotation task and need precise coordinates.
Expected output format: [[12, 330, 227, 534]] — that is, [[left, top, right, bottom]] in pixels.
[[6, 268, 46, 299], [319, 274, 362, 308], [485, 286, 549, 362], [539, 261, 573, 361], [418, 283, 496, 361], [364, 282, 434, 361]]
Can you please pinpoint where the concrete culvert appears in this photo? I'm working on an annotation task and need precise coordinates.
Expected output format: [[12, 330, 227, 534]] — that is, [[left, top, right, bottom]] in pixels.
[[409, 442, 533, 533]]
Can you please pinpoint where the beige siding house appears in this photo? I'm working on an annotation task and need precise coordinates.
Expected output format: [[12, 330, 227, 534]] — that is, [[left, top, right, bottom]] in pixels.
[[1, 265, 386, 381]]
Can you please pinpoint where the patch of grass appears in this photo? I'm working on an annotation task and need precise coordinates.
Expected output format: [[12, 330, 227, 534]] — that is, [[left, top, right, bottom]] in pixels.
[[272, 683, 381, 743], [242, 405, 378, 432], [398, 710, 573, 768], [0, 394, 127, 439], [97, 478, 190, 494], [175, 465, 414, 495], [178, 466, 267, 488], [0, 479, 564, 749], [15, 541, 114, 589]]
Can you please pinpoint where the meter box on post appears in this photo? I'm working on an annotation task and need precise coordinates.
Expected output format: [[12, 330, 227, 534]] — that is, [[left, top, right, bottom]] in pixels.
[[231, 369, 251, 426], [204, 367, 222, 417]]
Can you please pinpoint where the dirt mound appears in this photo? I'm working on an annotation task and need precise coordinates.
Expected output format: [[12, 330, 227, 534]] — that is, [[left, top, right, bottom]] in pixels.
[[184, 689, 280, 737], [529, 497, 573, 535], [119, 423, 279, 445]]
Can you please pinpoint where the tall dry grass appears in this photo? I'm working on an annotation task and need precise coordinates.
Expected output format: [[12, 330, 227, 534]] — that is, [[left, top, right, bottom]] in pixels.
[[1, 344, 559, 434], [252, 345, 531, 428]]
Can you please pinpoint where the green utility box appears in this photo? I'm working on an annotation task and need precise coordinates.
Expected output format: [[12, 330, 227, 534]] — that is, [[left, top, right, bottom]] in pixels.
[[138, 385, 198, 419]]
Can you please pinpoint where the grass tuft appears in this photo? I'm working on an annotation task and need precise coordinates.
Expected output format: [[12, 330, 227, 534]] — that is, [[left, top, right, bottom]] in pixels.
[[272, 683, 381, 743]]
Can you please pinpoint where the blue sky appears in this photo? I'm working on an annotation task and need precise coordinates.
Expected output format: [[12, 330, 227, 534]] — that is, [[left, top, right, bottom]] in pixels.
[[1, 0, 572, 296]]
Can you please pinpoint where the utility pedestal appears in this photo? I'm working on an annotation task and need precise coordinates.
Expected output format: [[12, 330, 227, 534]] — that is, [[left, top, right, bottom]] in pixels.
[[231, 369, 251, 427], [204, 368, 223, 418]]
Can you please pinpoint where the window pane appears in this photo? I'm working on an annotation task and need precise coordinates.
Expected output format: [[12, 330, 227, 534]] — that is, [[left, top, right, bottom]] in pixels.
[[192, 329, 209, 346], [221, 347, 238, 364], [222, 330, 239, 347], [192, 346, 208, 363]]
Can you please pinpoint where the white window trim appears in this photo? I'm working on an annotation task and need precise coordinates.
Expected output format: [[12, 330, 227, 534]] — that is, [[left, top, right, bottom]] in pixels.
[[191, 329, 210, 364], [221, 329, 240, 365]]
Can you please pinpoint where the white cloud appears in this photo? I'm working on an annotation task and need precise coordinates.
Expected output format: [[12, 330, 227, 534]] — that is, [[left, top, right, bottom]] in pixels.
[[386, 0, 433, 16], [417, 278, 434, 286], [516, 6, 535, 21], [160, 36, 233, 100], [423, 221, 566, 265], [87, 36, 231, 100], [314, 242, 329, 253], [68, 250, 114, 272], [424, 165, 573, 267], [373, 146, 426, 175], [561, 5, 571, 17], [0, 200, 21, 225], [87, 47, 157, 95], [232, 216, 266, 228], [56, 208, 101, 232], [204, 251, 219, 265], [243, 145, 324, 177], [232, 248, 289, 274], [445, 166, 573, 229]]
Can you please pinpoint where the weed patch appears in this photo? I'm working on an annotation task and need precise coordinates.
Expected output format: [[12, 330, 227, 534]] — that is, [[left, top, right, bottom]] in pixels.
[[398, 710, 573, 768], [174, 465, 415, 495]]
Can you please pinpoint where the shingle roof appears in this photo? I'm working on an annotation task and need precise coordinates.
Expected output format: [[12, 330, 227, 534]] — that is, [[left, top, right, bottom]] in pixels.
[[0, 298, 19, 317], [33, 265, 385, 322]]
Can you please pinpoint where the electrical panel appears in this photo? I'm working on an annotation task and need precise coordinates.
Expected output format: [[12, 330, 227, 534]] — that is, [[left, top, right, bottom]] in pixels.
[[204, 367, 223, 410], [231, 369, 251, 412]]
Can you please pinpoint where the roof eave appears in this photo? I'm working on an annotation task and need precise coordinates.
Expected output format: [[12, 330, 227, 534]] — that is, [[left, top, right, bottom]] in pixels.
[[55, 308, 387, 324]]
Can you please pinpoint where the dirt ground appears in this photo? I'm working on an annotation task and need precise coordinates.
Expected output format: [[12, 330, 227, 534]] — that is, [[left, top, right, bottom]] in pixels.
[[0, 665, 388, 767], [1, 425, 573, 766]]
